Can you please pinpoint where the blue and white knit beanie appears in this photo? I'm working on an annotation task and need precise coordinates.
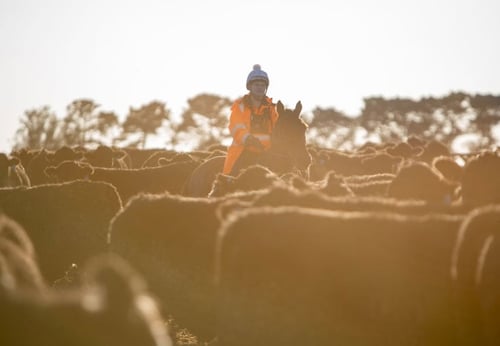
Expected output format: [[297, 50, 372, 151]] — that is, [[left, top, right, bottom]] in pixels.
[[246, 64, 269, 90]]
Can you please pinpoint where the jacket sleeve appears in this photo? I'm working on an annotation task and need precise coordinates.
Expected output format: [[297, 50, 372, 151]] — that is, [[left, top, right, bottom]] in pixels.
[[270, 103, 279, 128], [228, 101, 251, 145]]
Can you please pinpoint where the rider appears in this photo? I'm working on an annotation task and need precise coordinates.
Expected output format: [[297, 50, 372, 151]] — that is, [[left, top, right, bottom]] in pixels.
[[222, 64, 279, 175]]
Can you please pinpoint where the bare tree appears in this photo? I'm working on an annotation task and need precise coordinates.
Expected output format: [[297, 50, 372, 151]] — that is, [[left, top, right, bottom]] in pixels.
[[95, 111, 120, 146], [175, 93, 232, 149], [122, 101, 171, 148], [60, 99, 101, 147], [12, 106, 61, 150], [308, 106, 358, 149]]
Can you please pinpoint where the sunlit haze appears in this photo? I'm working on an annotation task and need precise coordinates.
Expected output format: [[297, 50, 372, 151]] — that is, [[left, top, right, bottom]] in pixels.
[[1, 0, 499, 152]]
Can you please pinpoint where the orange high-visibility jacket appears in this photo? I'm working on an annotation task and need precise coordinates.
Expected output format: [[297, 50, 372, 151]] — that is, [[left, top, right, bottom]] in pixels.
[[223, 95, 278, 175]]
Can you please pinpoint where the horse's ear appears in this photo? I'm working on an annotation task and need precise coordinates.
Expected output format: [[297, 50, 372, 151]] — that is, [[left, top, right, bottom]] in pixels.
[[294, 101, 302, 116], [277, 100, 284, 114]]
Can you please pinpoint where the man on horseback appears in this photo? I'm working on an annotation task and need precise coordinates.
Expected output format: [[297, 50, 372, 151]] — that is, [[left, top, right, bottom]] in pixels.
[[222, 64, 279, 175]]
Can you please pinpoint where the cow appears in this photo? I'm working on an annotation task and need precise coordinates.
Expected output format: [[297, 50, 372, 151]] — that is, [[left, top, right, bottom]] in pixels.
[[416, 139, 451, 164], [386, 141, 423, 159], [25, 149, 55, 185], [0, 252, 173, 346], [433, 155, 464, 184], [44, 159, 199, 204], [183, 156, 226, 197], [215, 206, 464, 346], [348, 179, 393, 197], [83, 145, 130, 168], [461, 151, 500, 207], [387, 161, 459, 205], [293, 170, 354, 197], [360, 152, 402, 174], [208, 164, 282, 197], [10, 148, 39, 171], [251, 183, 468, 215], [140, 150, 187, 168], [122, 148, 169, 168], [407, 135, 426, 148], [0, 180, 122, 281], [108, 191, 249, 342], [0, 153, 31, 188], [48, 145, 84, 165], [0, 214, 46, 293], [91, 160, 199, 202], [451, 204, 500, 346], [44, 160, 94, 182]]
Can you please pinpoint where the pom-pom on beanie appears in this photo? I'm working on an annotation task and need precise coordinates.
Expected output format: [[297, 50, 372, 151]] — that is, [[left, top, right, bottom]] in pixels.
[[246, 64, 269, 90]]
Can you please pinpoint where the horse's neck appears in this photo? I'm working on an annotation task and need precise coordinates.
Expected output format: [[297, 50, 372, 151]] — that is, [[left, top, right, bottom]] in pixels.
[[260, 145, 294, 174], [269, 130, 290, 157]]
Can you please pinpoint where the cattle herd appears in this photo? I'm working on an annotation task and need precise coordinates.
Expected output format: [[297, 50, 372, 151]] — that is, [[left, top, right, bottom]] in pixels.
[[1, 138, 500, 346]]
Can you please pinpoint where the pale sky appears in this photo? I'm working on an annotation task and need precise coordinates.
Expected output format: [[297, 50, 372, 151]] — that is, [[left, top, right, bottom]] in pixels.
[[1, 0, 499, 152]]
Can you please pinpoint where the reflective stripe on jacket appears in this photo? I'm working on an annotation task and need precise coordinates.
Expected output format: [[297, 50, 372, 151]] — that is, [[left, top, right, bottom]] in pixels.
[[223, 95, 278, 174]]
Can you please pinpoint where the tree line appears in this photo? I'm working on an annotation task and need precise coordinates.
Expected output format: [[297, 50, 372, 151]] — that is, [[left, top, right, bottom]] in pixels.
[[12, 91, 500, 153], [309, 91, 500, 152]]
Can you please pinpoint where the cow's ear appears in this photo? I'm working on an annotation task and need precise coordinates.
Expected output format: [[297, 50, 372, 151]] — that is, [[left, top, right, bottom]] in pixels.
[[83, 165, 94, 176], [8, 157, 19, 167], [158, 157, 169, 166], [114, 150, 127, 159], [44, 166, 56, 177]]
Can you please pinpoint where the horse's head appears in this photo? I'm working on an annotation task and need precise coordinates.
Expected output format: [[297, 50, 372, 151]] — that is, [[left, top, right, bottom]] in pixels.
[[272, 100, 312, 173]]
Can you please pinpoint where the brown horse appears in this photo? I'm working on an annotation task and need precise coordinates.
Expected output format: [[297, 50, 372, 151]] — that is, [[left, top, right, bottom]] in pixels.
[[230, 100, 311, 176], [183, 101, 311, 197], [183, 100, 311, 197]]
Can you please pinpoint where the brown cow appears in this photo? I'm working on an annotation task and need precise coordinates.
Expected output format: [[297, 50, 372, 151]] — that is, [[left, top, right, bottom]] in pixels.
[[0, 214, 46, 293], [216, 206, 464, 346], [461, 151, 500, 207], [44, 160, 93, 182], [251, 183, 468, 215], [209, 164, 282, 197], [109, 191, 250, 342], [433, 155, 464, 183], [44, 159, 199, 203], [387, 161, 459, 204], [83, 145, 130, 168], [25, 149, 55, 185], [0, 153, 30, 187], [451, 205, 500, 345], [183, 155, 226, 197], [0, 252, 172, 346], [0, 180, 122, 281]]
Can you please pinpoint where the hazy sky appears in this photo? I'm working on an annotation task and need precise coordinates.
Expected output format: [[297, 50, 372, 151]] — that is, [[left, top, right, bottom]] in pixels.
[[1, 0, 499, 152]]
